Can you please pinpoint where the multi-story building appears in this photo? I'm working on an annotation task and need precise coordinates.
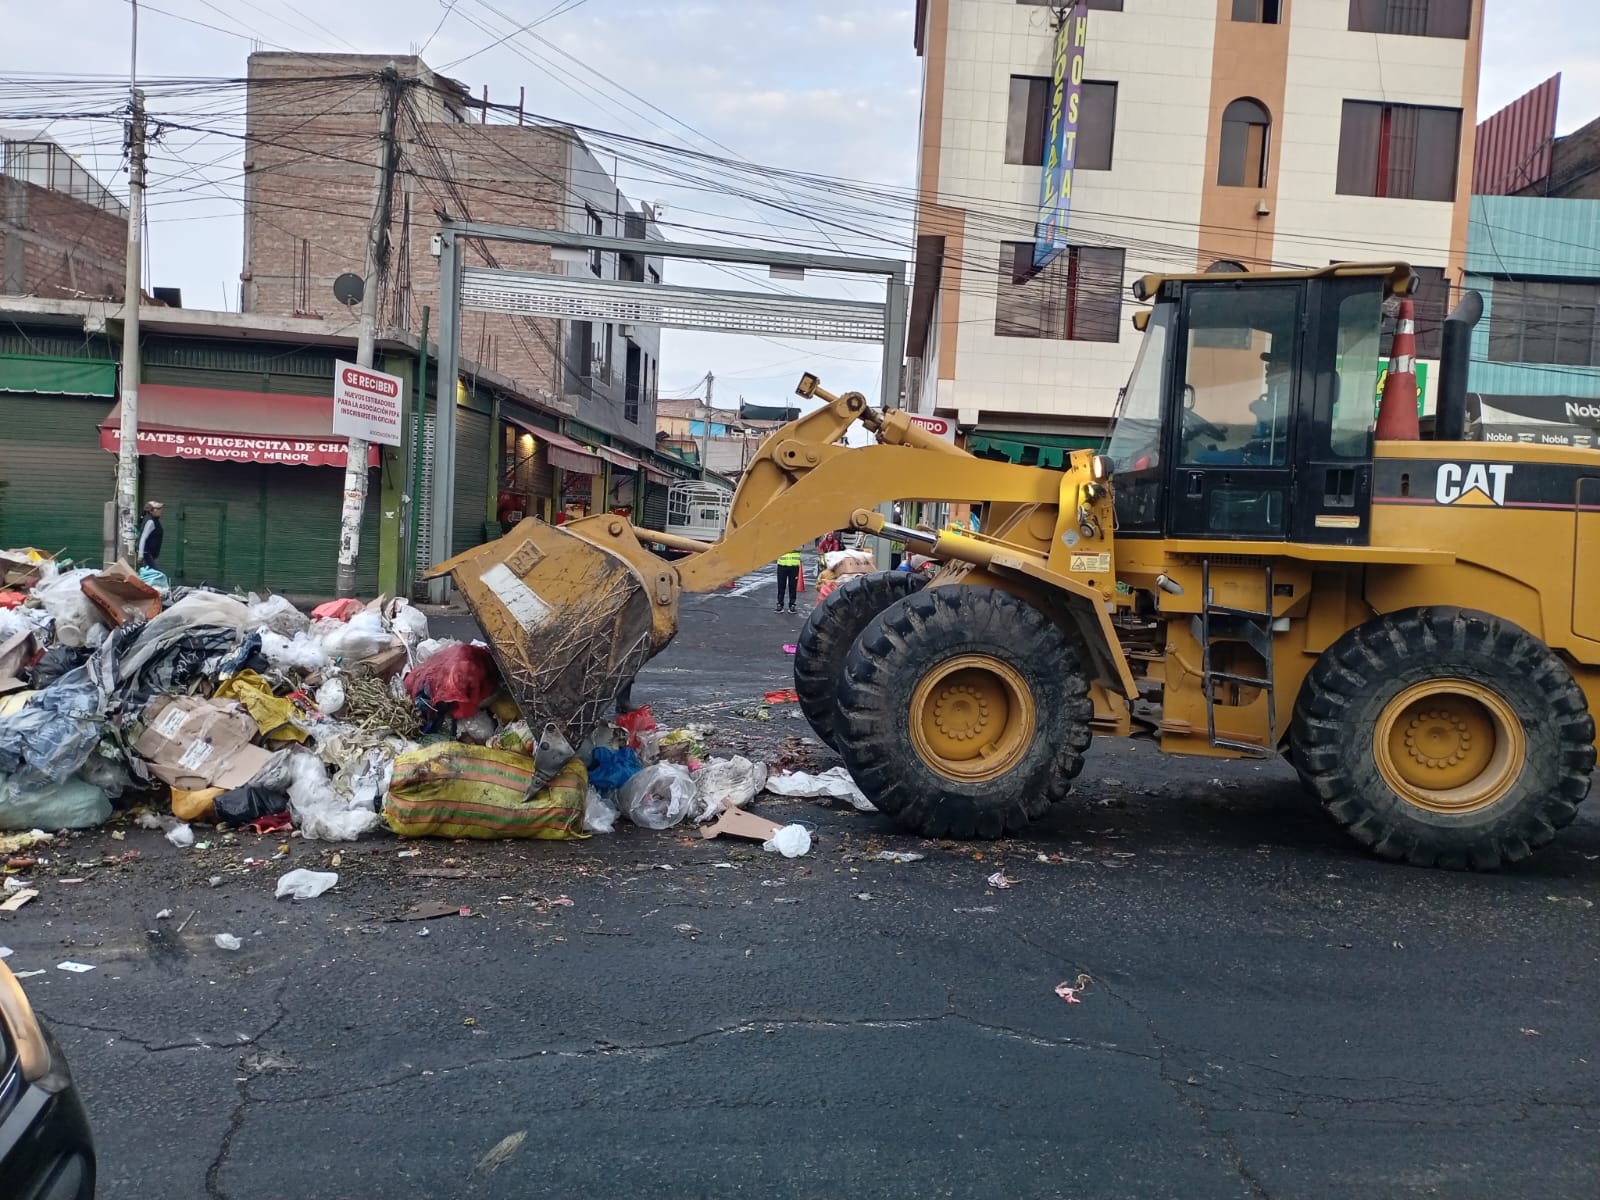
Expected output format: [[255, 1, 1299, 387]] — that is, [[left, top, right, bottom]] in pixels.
[[0, 126, 126, 301], [906, 0, 1483, 460], [1466, 75, 1600, 447], [242, 53, 664, 459], [655, 397, 788, 479]]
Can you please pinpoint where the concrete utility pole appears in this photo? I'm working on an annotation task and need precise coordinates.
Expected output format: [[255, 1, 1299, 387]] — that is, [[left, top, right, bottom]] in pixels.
[[114, 2, 146, 563], [335, 67, 404, 598], [700, 370, 713, 471]]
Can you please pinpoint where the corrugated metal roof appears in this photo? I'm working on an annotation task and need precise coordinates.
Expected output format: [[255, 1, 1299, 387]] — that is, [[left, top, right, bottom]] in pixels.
[[1474, 74, 1561, 195]]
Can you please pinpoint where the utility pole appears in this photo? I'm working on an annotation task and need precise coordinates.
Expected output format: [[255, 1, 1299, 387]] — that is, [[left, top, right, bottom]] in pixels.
[[114, 2, 146, 563], [699, 370, 713, 473], [335, 66, 404, 598]]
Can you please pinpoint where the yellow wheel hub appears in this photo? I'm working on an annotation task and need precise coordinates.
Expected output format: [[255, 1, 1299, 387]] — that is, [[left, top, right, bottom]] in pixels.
[[909, 655, 1035, 783], [1374, 680, 1525, 814]]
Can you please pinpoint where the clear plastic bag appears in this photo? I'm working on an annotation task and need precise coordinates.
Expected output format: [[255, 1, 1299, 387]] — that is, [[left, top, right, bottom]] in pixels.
[[389, 603, 429, 643], [31, 568, 102, 648], [691, 755, 768, 823], [314, 678, 347, 716], [246, 594, 310, 636], [260, 630, 331, 673], [316, 612, 390, 662], [583, 785, 618, 834], [616, 762, 696, 830], [286, 750, 382, 841]]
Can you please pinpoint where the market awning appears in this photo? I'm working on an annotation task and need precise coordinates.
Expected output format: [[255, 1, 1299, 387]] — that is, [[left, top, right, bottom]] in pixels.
[[505, 417, 605, 474], [99, 384, 378, 468], [593, 444, 641, 472], [641, 461, 673, 485]]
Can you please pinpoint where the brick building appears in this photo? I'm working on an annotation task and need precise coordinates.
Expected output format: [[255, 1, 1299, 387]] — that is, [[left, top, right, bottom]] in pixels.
[[0, 127, 126, 300], [241, 53, 664, 460]]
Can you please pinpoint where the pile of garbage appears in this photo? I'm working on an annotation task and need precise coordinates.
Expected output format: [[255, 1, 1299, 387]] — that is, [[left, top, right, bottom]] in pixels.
[[0, 553, 813, 857], [812, 549, 879, 605]]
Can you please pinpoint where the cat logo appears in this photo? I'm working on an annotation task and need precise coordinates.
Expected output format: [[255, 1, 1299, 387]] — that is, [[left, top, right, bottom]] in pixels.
[[1435, 462, 1513, 507]]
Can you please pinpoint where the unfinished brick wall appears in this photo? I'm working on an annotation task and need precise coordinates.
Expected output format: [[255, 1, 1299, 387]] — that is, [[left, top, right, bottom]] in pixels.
[[0, 175, 125, 299], [243, 53, 576, 398]]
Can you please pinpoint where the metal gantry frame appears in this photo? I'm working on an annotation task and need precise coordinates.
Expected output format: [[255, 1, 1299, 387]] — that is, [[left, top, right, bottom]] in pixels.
[[430, 219, 908, 595]]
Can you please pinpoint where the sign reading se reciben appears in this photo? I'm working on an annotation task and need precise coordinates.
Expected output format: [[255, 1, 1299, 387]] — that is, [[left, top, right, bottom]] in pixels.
[[333, 359, 404, 447]]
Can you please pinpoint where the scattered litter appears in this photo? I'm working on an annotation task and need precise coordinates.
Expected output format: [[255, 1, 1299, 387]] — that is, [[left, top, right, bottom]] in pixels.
[[763, 689, 800, 705], [213, 933, 242, 951], [0, 889, 38, 912], [691, 755, 768, 823], [398, 901, 465, 923], [155, 909, 173, 920], [56, 961, 95, 973], [672, 923, 701, 937], [1545, 895, 1595, 908], [986, 871, 1017, 889], [763, 823, 812, 858], [953, 905, 999, 914], [165, 822, 195, 848], [470, 1131, 528, 1180], [0, 830, 51, 855], [870, 850, 925, 863], [1054, 973, 1093, 1005], [275, 869, 338, 900], [12, 969, 43, 979], [582, 786, 619, 835], [764, 766, 875, 812], [782, 644, 797, 654], [0, 946, 10, 958], [853, 892, 874, 901]]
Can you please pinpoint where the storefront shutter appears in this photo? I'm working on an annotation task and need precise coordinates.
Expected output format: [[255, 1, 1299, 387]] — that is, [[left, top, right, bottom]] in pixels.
[[640, 480, 669, 531], [264, 466, 381, 598], [453, 408, 492, 555], [0, 394, 113, 565], [142, 458, 265, 591]]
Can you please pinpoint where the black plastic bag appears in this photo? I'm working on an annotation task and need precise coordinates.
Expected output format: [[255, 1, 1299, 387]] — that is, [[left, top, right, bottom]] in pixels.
[[213, 786, 290, 826], [29, 644, 90, 690]]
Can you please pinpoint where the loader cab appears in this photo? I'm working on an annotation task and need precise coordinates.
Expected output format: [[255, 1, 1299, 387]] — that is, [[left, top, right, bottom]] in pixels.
[[1104, 263, 1407, 545]]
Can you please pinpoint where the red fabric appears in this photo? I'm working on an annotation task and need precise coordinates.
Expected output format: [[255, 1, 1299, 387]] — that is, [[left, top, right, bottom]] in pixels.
[[0, 592, 25, 609], [312, 599, 364, 622], [405, 643, 500, 719], [247, 812, 293, 835]]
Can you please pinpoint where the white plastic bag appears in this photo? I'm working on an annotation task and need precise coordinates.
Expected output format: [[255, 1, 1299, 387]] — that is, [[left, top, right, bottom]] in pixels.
[[583, 785, 618, 834], [390, 602, 429, 643], [260, 630, 331, 673], [247, 594, 310, 636], [314, 678, 347, 716], [275, 868, 338, 900], [764, 766, 876, 813], [214, 933, 242, 951], [763, 823, 812, 858], [287, 751, 382, 841], [456, 712, 497, 744], [413, 637, 458, 665], [691, 755, 768, 823], [31, 568, 101, 648], [316, 612, 390, 662], [616, 762, 696, 830], [165, 821, 195, 847]]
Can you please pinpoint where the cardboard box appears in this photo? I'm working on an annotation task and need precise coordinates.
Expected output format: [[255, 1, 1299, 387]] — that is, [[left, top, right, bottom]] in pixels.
[[133, 696, 275, 791]]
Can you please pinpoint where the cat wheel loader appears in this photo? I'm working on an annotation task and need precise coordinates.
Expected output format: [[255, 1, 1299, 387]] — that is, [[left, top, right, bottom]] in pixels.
[[433, 262, 1599, 869]]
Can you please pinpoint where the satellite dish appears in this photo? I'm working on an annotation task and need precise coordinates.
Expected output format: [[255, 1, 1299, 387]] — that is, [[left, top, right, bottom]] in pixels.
[[333, 272, 365, 306]]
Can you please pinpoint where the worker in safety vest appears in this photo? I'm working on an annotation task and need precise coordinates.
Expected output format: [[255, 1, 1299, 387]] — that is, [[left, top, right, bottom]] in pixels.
[[775, 548, 803, 614]]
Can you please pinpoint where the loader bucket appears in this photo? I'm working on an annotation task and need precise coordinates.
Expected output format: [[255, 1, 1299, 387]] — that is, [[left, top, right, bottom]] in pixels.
[[426, 516, 668, 734]]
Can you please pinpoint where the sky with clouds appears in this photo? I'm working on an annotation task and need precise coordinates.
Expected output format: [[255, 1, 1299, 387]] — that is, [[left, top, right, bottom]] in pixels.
[[1, 0, 1594, 407]]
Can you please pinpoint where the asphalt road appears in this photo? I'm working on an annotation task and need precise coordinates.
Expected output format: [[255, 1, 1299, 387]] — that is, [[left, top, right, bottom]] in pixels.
[[5, 573, 1599, 1199]]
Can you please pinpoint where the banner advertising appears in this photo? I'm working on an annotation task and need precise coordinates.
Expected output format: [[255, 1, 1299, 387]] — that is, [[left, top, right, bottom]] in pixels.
[[1033, 2, 1090, 270]]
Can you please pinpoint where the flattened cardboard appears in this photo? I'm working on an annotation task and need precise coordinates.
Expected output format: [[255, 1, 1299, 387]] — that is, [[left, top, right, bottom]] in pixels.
[[134, 695, 274, 791]]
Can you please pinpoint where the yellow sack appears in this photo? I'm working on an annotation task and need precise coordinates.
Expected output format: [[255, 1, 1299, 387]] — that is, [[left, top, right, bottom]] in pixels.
[[171, 785, 222, 823], [214, 670, 308, 743], [384, 744, 587, 840], [0, 690, 35, 718]]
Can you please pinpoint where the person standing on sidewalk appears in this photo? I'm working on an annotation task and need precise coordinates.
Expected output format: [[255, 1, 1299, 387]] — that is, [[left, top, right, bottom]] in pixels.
[[137, 501, 165, 570], [775, 548, 802, 613]]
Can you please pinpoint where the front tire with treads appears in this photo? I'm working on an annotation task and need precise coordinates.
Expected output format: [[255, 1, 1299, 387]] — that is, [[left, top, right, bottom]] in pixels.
[[836, 585, 1092, 838], [1291, 607, 1595, 869], [793, 571, 928, 750]]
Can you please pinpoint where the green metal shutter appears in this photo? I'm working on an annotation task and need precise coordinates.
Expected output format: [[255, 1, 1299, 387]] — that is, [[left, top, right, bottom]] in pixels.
[[453, 408, 492, 555], [262, 466, 380, 599], [0, 394, 113, 565], [141, 459, 266, 591]]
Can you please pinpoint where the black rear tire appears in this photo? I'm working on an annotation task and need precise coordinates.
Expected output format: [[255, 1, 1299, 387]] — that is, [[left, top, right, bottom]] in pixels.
[[793, 571, 928, 750], [1291, 607, 1595, 869], [836, 585, 1092, 838]]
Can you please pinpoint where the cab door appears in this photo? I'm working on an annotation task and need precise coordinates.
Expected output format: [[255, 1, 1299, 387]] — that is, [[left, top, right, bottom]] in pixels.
[[1165, 283, 1301, 540]]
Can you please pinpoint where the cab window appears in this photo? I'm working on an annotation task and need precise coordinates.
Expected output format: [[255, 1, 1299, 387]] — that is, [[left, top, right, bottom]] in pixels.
[[1178, 285, 1299, 468]]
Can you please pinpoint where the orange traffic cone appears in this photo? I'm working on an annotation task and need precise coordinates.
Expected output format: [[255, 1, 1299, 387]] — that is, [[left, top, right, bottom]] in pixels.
[[797, 562, 806, 593], [1376, 297, 1420, 441]]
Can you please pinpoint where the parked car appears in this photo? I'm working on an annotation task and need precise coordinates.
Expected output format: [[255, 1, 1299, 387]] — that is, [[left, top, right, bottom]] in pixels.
[[0, 959, 95, 1198]]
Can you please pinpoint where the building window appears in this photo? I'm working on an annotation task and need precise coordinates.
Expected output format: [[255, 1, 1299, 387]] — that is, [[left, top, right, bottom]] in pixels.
[[1005, 76, 1049, 165], [1488, 281, 1600, 367], [586, 206, 603, 276], [1349, 0, 1470, 39], [1218, 98, 1271, 187], [648, 266, 661, 286], [1232, 0, 1282, 20], [995, 242, 1124, 342], [1336, 101, 1461, 201], [1006, 77, 1118, 170]]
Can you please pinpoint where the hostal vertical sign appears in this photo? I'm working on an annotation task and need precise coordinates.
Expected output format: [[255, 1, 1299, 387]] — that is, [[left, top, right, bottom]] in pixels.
[[1034, 2, 1090, 270]]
